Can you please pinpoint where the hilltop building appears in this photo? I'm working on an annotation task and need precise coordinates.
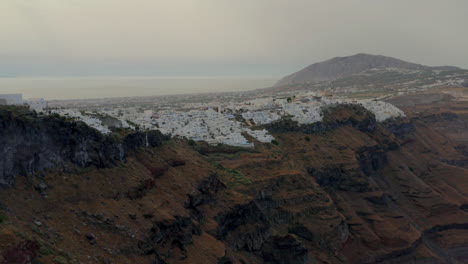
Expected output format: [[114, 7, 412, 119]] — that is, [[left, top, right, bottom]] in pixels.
[[27, 98, 47, 111], [0, 94, 23, 105]]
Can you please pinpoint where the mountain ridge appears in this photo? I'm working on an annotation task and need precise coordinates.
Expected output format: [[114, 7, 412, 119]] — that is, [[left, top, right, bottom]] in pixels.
[[275, 53, 461, 87]]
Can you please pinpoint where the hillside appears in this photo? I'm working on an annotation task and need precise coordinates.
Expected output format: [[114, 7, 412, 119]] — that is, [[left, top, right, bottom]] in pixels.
[[0, 106, 168, 187], [0, 104, 467, 263], [275, 53, 460, 86], [268, 54, 468, 98]]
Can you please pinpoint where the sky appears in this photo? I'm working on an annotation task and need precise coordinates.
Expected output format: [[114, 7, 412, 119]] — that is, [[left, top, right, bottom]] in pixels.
[[1, 0, 468, 77]]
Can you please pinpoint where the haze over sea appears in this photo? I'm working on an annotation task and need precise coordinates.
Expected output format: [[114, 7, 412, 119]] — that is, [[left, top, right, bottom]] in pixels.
[[0, 77, 277, 100]]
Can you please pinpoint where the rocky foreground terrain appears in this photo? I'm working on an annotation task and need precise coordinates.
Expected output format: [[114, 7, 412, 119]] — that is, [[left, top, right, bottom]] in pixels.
[[0, 96, 467, 264]]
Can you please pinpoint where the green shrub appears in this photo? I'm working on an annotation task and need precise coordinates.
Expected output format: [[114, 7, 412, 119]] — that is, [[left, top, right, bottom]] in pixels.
[[39, 244, 55, 256], [304, 136, 311, 142], [0, 212, 7, 224], [54, 256, 68, 264]]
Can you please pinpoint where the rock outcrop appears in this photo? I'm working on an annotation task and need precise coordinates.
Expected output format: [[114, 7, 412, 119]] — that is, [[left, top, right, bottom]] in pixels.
[[264, 104, 376, 134], [185, 173, 225, 221], [124, 130, 169, 151], [139, 216, 201, 262], [384, 119, 414, 138], [0, 107, 168, 186], [261, 235, 309, 264]]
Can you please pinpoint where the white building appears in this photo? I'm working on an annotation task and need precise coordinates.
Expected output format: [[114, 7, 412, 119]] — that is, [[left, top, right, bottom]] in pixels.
[[0, 94, 23, 105], [51, 109, 111, 134], [247, 129, 274, 143], [27, 98, 47, 111], [359, 100, 406, 122]]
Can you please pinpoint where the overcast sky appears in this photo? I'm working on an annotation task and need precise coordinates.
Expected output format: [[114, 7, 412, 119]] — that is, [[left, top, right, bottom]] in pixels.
[[1, 0, 468, 77]]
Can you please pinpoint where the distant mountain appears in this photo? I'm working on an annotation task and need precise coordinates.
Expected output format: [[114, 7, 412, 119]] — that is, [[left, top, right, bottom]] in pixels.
[[275, 53, 460, 87]]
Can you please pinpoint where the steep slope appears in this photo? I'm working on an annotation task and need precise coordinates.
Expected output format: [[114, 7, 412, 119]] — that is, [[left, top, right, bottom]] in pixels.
[[0, 106, 168, 186], [275, 53, 459, 87], [0, 105, 467, 264]]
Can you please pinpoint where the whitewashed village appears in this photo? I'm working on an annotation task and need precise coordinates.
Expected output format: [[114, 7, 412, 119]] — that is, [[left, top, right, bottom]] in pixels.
[[0, 91, 405, 148]]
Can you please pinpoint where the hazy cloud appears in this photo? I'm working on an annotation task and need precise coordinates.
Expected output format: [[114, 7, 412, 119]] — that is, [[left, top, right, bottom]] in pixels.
[[1, 0, 467, 76]]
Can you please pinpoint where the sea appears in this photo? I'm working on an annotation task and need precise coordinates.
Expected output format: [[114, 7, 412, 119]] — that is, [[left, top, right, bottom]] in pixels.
[[0, 77, 278, 100]]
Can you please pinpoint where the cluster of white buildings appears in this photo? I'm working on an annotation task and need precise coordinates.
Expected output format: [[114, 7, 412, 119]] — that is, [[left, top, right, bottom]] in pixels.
[[7, 90, 405, 147], [93, 92, 405, 147], [359, 100, 406, 122], [241, 111, 280, 125], [0, 94, 47, 111], [283, 103, 323, 124], [153, 109, 257, 147], [50, 109, 111, 134]]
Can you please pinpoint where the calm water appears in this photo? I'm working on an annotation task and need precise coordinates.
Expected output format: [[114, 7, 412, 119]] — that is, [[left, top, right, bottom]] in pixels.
[[0, 77, 278, 100]]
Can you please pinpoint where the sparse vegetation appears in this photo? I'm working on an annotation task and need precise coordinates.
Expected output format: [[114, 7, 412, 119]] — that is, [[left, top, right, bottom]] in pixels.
[[210, 161, 251, 187], [38, 243, 56, 256], [225, 168, 251, 185], [0, 212, 7, 224], [54, 256, 68, 264], [126, 120, 140, 130]]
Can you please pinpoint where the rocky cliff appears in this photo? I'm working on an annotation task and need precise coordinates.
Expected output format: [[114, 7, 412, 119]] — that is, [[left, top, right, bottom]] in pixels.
[[0, 105, 467, 264], [264, 104, 377, 134], [0, 106, 168, 186]]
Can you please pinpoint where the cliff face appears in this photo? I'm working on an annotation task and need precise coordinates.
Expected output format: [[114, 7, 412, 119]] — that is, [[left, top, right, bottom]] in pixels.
[[264, 104, 377, 134], [0, 107, 168, 186], [0, 105, 467, 264]]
